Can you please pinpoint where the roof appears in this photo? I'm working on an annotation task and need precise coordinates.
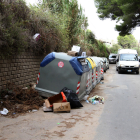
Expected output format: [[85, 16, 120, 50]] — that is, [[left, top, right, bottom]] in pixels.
[[118, 49, 137, 54]]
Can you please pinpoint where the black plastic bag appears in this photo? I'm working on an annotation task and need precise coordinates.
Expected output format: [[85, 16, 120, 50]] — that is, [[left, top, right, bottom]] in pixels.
[[60, 87, 83, 108]]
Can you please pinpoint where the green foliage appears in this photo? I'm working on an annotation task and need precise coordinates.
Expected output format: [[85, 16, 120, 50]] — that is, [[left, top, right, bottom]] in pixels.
[[41, 0, 88, 49], [84, 38, 110, 57], [95, 0, 140, 35], [117, 34, 137, 48], [0, 0, 109, 58], [110, 44, 121, 54], [86, 30, 95, 44], [0, 0, 31, 58]]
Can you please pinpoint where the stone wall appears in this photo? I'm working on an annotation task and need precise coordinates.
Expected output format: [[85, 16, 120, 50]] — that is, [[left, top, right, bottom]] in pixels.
[[0, 52, 44, 90]]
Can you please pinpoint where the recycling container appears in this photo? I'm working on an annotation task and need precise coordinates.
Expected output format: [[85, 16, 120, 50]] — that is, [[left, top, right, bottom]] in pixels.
[[35, 52, 90, 101], [90, 57, 101, 84], [86, 58, 96, 94], [89, 58, 96, 89], [98, 57, 104, 80]]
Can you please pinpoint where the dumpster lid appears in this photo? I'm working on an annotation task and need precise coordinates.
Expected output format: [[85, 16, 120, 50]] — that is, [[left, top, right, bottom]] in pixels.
[[40, 52, 55, 67], [69, 56, 89, 75]]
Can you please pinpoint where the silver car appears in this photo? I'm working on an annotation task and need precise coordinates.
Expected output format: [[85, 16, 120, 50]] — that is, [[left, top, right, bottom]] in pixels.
[[101, 57, 109, 72]]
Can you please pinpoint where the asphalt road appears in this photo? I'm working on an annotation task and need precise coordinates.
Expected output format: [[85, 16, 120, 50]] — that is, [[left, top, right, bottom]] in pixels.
[[94, 64, 140, 140]]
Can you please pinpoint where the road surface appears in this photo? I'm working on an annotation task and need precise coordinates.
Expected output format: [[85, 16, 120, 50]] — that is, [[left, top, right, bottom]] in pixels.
[[94, 64, 140, 140]]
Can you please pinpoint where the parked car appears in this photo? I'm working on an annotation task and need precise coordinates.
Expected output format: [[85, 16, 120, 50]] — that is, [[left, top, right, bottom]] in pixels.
[[109, 54, 117, 64], [102, 57, 109, 71]]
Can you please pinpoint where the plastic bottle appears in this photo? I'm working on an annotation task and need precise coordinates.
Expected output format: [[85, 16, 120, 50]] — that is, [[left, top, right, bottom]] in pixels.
[[86, 100, 89, 103], [93, 100, 99, 105]]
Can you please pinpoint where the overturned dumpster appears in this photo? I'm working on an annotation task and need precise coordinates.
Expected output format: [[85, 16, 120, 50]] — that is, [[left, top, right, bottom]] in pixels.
[[35, 52, 90, 101]]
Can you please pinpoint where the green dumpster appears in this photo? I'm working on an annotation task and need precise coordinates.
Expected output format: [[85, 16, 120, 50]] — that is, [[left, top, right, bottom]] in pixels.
[[35, 52, 90, 100]]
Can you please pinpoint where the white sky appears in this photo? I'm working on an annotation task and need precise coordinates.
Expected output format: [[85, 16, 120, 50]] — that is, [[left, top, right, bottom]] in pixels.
[[26, 0, 140, 43]]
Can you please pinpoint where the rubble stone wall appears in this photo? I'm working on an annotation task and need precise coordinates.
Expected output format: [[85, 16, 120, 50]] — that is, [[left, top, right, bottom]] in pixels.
[[0, 52, 45, 90]]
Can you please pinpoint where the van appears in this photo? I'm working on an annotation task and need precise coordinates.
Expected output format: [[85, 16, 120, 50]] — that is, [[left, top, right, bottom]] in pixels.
[[116, 49, 139, 74]]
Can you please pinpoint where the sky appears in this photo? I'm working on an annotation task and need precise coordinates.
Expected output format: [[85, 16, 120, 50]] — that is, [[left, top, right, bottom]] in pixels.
[[26, 0, 140, 43]]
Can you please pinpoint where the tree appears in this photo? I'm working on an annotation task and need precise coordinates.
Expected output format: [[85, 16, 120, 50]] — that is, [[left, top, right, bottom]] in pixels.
[[117, 34, 137, 48], [95, 0, 140, 36], [110, 44, 121, 54], [86, 30, 95, 44], [40, 0, 88, 49]]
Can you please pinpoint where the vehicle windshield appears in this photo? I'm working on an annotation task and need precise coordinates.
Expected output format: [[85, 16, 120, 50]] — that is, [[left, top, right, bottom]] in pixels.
[[109, 55, 116, 58], [120, 54, 138, 61]]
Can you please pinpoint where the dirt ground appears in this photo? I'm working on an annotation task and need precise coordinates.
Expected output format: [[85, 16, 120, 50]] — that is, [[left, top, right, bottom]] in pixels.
[[0, 77, 109, 140]]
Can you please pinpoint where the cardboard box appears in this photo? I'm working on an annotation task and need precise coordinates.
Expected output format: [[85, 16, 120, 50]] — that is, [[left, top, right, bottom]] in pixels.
[[53, 102, 71, 113], [45, 92, 67, 108], [67, 51, 78, 56]]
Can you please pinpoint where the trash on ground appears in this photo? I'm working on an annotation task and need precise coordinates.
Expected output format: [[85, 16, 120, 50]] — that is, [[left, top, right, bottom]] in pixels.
[[32, 109, 38, 112], [43, 103, 53, 112], [60, 87, 83, 108], [53, 102, 71, 113], [0, 83, 44, 117], [86, 100, 89, 103], [83, 95, 89, 101], [0, 108, 9, 115], [92, 100, 99, 105], [45, 92, 67, 108], [88, 95, 104, 104], [30, 83, 36, 89], [43, 87, 83, 113], [22, 87, 28, 90], [43, 91, 69, 113], [100, 82, 104, 84]]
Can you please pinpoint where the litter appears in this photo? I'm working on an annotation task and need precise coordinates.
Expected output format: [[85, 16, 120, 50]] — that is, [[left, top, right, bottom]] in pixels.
[[32, 109, 38, 112], [0, 108, 9, 115], [0, 83, 44, 117], [43, 103, 53, 112], [83, 95, 89, 101], [92, 100, 99, 105], [100, 82, 104, 84], [53, 102, 71, 113], [45, 92, 67, 108], [89, 95, 104, 104], [60, 87, 83, 108], [86, 100, 89, 103]]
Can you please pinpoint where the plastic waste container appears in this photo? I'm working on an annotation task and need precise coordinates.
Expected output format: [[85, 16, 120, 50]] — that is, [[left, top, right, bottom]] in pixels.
[[86, 58, 96, 94], [89, 58, 96, 89], [35, 52, 90, 101], [101, 57, 107, 72], [98, 57, 104, 80], [90, 57, 101, 84]]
